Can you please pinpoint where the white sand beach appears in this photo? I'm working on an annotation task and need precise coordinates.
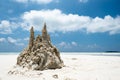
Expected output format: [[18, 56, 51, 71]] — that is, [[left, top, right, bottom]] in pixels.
[[0, 53, 120, 80]]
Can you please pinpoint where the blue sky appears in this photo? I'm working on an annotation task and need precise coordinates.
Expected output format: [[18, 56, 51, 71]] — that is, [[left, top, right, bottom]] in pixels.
[[0, 0, 120, 52]]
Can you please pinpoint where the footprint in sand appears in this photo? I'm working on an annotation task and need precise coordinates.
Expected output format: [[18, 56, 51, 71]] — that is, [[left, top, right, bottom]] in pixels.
[[71, 58, 77, 60]]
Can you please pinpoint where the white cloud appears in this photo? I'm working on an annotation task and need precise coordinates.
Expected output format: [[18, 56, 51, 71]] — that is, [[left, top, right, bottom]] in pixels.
[[57, 41, 101, 51], [15, 0, 28, 3], [7, 37, 17, 44], [79, 0, 88, 3], [58, 42, 66, 47], [0, 20, 11, 34], [16, 43, 25, 46], [20, 9, 120, 35], [0, 9, 120, 35], [58, 41, 78, 49], [14, 0, 55, 4], [0, 20, 19, 34], [24, 37, 29, 41], [87, 15, 120, 34], [71, 41, 77, 46], [0, 38, 6, 42], [7, 37, 24, 46], [31, 0, 53, 4], [21, 9, 90, 32]]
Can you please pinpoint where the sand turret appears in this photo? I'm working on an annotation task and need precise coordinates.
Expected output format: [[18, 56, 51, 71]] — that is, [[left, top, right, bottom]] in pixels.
[[29, 27, 34, 51], [16, 23, 64, 70]]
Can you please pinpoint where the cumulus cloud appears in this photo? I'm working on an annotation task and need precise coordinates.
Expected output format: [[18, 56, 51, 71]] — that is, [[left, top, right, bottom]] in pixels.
[[0, 20, 11, 34], [71, 41, 77, 46], [0, 38, 6, 42], [0, 9, 120, 35], [14, 0, 28, 3], [0, 20, 18, 34], [24, 37, 29, 41], [14, 0, 55, 4], [58, 41, 78, 49], [58, 42, 67, 47], [87, 16, 120, 34], [20, 9, 120, 35], [7, 37, 17, 44], [57, 41, 101, 51], [21, 9, 90, 32], [0, 37, 28, 46], [7, 37, 24, 46]]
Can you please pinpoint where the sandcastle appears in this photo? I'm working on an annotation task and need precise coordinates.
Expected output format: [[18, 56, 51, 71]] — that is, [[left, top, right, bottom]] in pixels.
[[17, 23, 64, 70]]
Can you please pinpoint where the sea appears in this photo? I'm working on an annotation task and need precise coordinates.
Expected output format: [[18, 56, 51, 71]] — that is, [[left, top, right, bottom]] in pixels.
[[0, 52, 120, 56]]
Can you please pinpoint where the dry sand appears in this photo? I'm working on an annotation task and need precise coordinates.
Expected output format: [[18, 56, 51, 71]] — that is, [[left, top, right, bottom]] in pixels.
[[0, 53, 120, 80]]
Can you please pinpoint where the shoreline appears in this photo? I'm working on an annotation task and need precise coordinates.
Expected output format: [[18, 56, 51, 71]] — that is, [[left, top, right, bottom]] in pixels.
[[0, 52, 120, 57]]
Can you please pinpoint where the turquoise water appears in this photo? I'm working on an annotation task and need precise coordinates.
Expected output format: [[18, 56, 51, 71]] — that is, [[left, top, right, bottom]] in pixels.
[[0, 52, 120, 56]]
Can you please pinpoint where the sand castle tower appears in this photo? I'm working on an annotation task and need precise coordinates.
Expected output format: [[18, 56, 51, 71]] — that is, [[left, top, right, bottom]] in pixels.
[[16, 23, 64, 70], [29, 27, 34, 51], [42, 23, 47, 41]]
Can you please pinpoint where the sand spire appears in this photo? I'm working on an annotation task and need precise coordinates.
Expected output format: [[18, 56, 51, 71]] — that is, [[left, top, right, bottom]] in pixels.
[[29, 27, 34, 51], [16, 23, 64, 70]]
